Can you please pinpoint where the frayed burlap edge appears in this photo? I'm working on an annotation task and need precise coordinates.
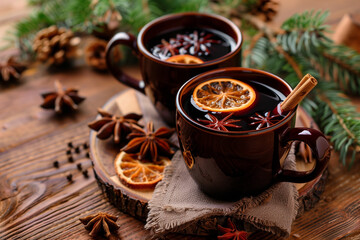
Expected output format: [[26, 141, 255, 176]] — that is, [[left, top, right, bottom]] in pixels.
[[144, 152, 289, 239]]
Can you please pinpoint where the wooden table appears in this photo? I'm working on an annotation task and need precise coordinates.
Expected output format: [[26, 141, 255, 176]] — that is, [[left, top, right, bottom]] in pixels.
[[1, 1, 360, 239]]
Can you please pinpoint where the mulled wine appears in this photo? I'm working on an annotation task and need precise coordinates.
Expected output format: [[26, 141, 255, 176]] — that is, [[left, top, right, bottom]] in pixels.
[[182, 78, 287, 132], [175, 67, 330, 199], [147, 28, 236, 62]]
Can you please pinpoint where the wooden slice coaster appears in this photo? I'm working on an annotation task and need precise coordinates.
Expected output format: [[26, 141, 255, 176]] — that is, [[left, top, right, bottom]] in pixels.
[[90, 90, 327, 221]]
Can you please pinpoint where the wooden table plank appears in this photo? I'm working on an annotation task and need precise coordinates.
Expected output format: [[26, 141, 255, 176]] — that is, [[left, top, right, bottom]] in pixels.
[[0, 118, 150, 240], [0, 65, 141, 152]]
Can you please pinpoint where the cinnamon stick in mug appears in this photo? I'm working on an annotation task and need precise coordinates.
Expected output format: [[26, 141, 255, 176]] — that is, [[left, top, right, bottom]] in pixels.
[[280, 74, 318, 112]]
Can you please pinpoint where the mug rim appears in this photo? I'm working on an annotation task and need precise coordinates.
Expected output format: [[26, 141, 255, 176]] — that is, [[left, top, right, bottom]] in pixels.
[[176, 67, 296, 136], [137, 12, 243, 68]]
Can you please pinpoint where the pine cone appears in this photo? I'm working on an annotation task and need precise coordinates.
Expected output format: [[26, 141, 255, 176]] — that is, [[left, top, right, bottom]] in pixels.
[[32, 26, 80, 65], [0, 56, 27, 84], [92, 9, 122, 40], [85, 39, 108, 71], [251, 0, 279, 22]]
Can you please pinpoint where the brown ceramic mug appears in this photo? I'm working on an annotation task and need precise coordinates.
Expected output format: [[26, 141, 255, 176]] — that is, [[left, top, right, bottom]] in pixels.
[[176, 67, 331, 199], [106, 12, 242, 125]]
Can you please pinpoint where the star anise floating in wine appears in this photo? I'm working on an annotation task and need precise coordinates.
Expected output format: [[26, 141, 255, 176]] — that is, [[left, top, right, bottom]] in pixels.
[[121, 121, 175, 162], [40, 80, 85, 113], [154, 39, 181, 58], [0, 56, 27, 84], [153, 30, 221, 59], [217, 218, 250, 240], [177, 30, 221, 56], [79, 212, 119, 238], [197, 113, 242, 132], [249, 111, 281, 130], [88, 109, 142, 143]]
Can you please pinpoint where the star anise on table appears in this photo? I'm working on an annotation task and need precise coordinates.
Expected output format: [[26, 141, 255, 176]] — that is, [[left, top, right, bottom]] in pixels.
[[177, 30, 221, 56], [217, 218, 250, 240], [40, 80, 85, 113], [0, 56, 27, 83], [79, 212, 119, 238], [88, 108, 142, 143], [249, 111, 281, 130], [197, 113, 242, 132], [121, 121, 175, 162]]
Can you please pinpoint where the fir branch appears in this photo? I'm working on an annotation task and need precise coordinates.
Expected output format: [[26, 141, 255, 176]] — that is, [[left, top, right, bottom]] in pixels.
[[121, 0, 208, 33], [15, 12, 55, 39], [276, 10, 360, 95], [120, 0, 157, 33], [28, 0, 48, 6], [318, 44, 360, 95], [14, 12, 56, 56], [281, 10, 330, 32], [242, 31, 265, 61], [65, 0, 93, 32], [240, 11, 360, 166], [277, 11, 331, 56], [14, 0, 71, 55], [314, 83, 360, 166], [242, 13, 303, 78]]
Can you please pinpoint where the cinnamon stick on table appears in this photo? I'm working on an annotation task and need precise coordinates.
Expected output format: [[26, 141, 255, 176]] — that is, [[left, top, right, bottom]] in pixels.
[[280, 74, 318, 112]]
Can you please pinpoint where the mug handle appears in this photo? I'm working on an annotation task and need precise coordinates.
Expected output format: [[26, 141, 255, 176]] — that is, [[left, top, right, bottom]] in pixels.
[[105, 32, 145, 94], [276, 127, 331, 183]]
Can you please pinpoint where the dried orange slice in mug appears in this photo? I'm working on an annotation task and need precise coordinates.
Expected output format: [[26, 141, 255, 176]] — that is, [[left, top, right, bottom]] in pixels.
[[193, 78, 256, 113], [114, 151, 170, 189], [166, 54, 204, 64]]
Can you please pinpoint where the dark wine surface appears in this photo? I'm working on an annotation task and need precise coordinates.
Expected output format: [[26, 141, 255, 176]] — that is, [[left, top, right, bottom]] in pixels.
[[183, 79, 287, 132], [147, 28, 235, 61]]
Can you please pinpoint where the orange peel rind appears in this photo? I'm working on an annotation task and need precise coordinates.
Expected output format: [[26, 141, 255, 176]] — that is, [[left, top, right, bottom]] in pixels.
[[114, 151, 170, 189], [193, 78, 256, 113], [166, 54, 204, 64]]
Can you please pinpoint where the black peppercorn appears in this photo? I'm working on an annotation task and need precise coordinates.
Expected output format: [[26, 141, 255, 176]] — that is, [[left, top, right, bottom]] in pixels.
[[77, 163, 82, 171], [53, 160, 59, 168], [82, 170, 89, 178], [75, 146, 80, 153], [66, 174, 73, 182]]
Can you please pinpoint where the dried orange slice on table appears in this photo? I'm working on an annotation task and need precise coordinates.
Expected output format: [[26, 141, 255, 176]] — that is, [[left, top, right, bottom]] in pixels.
[[193, 78, 256, 113], [166, 54, 204, 64], [114, 151, 170, 189]]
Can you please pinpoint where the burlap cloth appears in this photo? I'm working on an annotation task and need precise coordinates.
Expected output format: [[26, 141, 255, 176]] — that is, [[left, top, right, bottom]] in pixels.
[[135, 92, 299, 238], [145, 150, 299, 238]]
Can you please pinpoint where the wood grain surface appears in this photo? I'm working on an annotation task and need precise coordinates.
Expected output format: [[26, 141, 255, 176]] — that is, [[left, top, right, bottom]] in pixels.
[[1, 1, 360, 239]]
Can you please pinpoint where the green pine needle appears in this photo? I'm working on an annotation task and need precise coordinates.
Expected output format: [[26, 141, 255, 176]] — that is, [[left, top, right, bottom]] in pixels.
[[313, 82, 360, 166], [277, 10, 360, 95], [244, 21, 360, 166]]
